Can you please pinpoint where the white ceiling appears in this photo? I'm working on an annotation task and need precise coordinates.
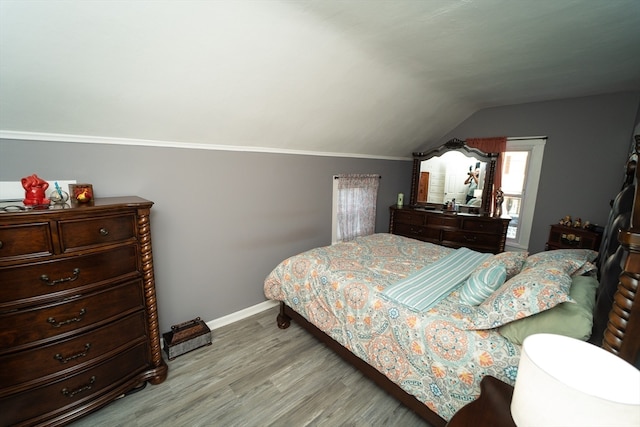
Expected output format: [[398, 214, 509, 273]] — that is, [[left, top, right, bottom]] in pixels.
[[1, 0, 639, 157]]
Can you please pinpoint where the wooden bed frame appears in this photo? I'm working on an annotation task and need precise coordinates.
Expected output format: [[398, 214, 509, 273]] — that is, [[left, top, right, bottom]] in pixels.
[[276, 136, 640, 427]]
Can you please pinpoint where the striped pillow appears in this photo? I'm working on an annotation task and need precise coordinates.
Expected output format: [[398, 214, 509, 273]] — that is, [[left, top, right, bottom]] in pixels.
[[459, 264, 507, 306], [382, 247, 491, 312]]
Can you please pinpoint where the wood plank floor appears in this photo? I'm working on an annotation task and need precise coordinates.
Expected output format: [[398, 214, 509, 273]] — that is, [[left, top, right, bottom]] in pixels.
[[70, 306, 432, 427]]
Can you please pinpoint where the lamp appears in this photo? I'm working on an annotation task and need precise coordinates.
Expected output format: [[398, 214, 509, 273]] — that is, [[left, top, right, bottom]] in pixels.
[[511, 334, 640, 427], [473, 189, 483, 199]]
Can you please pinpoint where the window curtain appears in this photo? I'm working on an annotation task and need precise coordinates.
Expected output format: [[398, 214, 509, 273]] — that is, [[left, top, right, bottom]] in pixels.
[[335, 174, 380, 242], [466, 137, 507, 213]]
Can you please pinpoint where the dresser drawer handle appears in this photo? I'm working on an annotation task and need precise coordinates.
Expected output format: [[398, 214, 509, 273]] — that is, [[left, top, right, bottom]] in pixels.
[[61, 376, 96, 398], [41, 268, 80, 286], [54, 343, 91, 363], [463, 235, 478, 242], [0, 240, 3, 249], [99, 227, 109, 236], [48, 308, 87, 328]]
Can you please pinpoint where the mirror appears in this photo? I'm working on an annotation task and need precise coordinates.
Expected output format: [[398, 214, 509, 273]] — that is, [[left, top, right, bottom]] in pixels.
[[410, 138, 498, 214], [417, 151, 487, 205]]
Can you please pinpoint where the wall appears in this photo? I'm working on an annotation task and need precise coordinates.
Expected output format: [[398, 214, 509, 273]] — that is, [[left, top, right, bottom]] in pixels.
[[431, 92, 640, 253], [0, 139, 411, 331]]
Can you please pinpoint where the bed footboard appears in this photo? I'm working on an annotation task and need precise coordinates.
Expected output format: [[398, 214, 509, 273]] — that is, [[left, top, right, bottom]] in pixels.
[[276, 301, 447, 427]]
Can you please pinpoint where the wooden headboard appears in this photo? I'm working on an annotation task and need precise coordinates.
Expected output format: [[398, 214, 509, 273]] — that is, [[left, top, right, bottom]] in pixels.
[[591, 135, 640, 368]]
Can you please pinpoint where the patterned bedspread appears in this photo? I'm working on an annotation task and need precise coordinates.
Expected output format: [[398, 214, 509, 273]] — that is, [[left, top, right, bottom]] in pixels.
[[264, 233, 521, 421]]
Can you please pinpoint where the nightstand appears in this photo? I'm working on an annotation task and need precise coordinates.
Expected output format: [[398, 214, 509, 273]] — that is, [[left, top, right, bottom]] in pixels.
[[446, 376, 516, 427], [546, 224, 602, 251]]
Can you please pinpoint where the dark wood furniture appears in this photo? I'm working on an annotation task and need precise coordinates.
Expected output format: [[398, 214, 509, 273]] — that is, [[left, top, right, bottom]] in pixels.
[[410, 138, 499, 215], [445, 376, 515, 427], [276, 136, 640, 426], [389, 205, 510, 253], [546, 223, 603, 251], [0, 196, 167, 426]]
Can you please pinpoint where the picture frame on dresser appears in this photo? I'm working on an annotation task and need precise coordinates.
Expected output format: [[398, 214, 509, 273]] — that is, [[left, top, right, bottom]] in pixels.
[[0, 196, 167, 426]]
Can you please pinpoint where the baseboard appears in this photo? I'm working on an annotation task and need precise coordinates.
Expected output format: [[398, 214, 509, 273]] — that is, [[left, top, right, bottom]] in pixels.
[[160, 300, 279, 350], [206, 300, 279, 331]]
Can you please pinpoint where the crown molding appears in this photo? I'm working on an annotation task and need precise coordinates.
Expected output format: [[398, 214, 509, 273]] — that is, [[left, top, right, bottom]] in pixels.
[[0, 130, 411, 161]]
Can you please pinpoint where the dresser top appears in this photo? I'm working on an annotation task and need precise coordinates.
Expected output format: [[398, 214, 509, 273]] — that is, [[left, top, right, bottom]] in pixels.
[[0, 196, 153, 216], [391, 204, 511, 220]]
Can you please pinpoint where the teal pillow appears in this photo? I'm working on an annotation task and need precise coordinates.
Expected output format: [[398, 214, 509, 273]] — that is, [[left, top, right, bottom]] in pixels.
[[459, 264, 507, 306], [498, 275, 598, 345]]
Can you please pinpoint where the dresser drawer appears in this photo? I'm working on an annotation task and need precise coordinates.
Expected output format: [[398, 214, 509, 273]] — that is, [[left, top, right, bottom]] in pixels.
[[0, 342, 149, 426], [460, 218, 507, 234], [426, 215, 460, 228], [394, 210, 427, 226], [0, 279, 145, 350], [441, 230, 503, 249], [394, 223, 441, 241], [58, 213, 137, 252], [0, 311, 148, 392], [0, 244, 139, 308], [0, 222, 53, 261]]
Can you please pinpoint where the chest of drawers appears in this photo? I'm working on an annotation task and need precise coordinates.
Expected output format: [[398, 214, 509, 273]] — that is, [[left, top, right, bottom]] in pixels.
[[0, 196, 167, 426], [389, 205, 510, 253]]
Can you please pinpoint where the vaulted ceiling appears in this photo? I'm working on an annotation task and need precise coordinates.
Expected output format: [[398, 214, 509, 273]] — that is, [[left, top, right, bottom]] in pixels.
[[1, 0, 639, 157]]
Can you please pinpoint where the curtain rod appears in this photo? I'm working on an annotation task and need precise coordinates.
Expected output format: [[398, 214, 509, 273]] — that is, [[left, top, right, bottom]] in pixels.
[[505, 136, 548, 141], [333, 175, 382, 179]]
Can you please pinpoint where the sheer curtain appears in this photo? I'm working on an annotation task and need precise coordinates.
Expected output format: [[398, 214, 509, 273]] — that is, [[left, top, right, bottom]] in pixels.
[[333, 174, 380, 243]]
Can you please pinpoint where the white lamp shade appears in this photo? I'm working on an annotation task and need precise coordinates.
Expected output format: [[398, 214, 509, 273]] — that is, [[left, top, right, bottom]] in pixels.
[[511, 334, 640, 427], [473, 189, 483, 198]]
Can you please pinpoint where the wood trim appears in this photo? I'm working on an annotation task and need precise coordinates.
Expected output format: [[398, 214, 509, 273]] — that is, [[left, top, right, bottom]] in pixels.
[[602, 135, 640, 367]]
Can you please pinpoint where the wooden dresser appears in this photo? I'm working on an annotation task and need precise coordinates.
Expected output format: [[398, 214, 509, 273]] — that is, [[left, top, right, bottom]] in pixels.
[[0, 196, 167, 426], [389, 205, 510, 253]]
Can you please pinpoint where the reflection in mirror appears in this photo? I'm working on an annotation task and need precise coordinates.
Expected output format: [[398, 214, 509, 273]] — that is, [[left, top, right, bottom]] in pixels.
[[417, 151, 487, 206], [410, 138, 498, 215]]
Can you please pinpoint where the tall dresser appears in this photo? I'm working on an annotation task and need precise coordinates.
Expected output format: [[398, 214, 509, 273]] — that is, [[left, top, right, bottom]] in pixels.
[[0, 196, 167, 426], [389, 205, 510, 253]]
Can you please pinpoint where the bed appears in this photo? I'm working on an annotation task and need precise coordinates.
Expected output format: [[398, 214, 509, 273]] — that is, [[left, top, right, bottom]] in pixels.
[[264, 136, 640, 426]]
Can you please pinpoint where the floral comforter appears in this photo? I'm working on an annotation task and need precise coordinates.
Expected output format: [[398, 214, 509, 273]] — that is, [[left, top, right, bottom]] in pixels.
[[264, 233, 521, 421]]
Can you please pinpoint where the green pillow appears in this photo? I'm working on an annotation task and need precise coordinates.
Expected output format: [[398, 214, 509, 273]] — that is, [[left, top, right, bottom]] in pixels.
[[498, 275, 597, 345]]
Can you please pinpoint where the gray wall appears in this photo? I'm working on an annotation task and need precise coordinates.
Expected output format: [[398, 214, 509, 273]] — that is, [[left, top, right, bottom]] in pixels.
[[431, 92, 640, 253], [0, 140, 411, 331], [3, 91, 638, 330]]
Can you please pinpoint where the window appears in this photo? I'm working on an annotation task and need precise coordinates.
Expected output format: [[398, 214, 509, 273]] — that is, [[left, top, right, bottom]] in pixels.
[[502, 151, 529, 240], [501, 138, 546, 250], [331, 174, 380, 244]]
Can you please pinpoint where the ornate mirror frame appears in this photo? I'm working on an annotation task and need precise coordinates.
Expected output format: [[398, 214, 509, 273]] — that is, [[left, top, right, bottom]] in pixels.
[[410, 138, 499, 215]]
